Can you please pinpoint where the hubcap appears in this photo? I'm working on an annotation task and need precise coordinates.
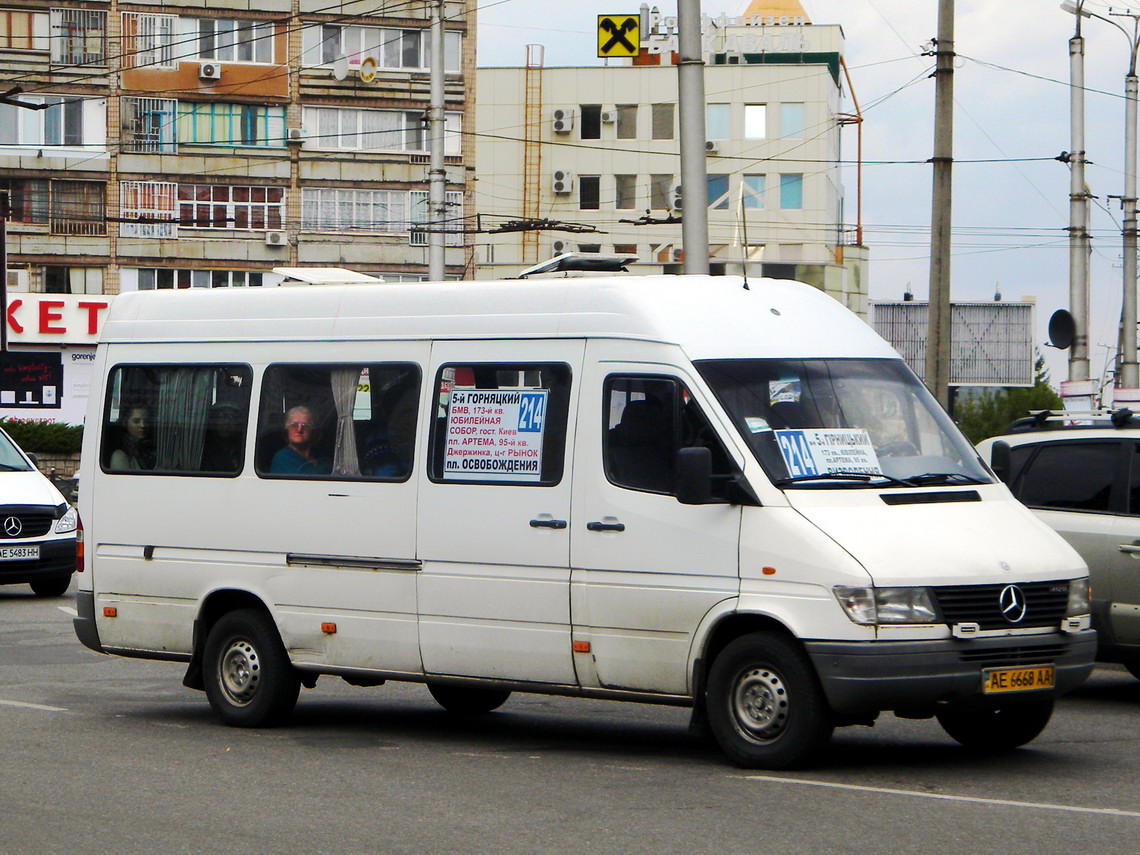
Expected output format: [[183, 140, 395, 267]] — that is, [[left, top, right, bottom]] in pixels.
[[731, 666, 789, 744], [218, 638, 260, 706]]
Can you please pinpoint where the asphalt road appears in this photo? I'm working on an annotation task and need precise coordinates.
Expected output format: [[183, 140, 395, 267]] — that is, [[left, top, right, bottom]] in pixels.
[[2, 582, 1138, 855]]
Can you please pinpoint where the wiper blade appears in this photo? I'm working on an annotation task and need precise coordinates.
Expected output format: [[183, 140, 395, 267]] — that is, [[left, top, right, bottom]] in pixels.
[[906, 472, 989, 486], [775, 471, 913, 488]]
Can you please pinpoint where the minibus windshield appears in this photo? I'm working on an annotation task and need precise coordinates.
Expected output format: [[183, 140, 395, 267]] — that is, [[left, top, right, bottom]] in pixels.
[[696, 358, 993, 488]]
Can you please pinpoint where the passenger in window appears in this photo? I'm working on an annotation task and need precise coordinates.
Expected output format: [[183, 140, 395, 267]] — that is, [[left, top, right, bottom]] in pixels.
[[361, 386, 418, 477], [270, 405, 331, 475], [110, 403, 154, 470], [201, 402, 244, 472]]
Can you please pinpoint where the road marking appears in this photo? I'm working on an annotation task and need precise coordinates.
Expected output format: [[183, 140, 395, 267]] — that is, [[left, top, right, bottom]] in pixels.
[[0, 699, 67, 713], [58, 606, 78, 617], [741, 775, 1140, 819]]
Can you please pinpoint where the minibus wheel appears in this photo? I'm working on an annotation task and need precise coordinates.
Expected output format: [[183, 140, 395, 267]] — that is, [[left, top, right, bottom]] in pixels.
[[935, 697, 1053, 750], [203, 609, 300, 727], [705, 632, 834, 769], [427, 683, 511, 715]]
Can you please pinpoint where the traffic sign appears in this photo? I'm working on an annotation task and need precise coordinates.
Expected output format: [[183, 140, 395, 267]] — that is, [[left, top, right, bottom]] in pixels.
[[597, 15, 640, 58]]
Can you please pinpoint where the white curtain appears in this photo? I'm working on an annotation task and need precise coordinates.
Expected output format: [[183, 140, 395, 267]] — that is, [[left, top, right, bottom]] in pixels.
[[331, 367, 361, 476], [154, 367, 213, 471]]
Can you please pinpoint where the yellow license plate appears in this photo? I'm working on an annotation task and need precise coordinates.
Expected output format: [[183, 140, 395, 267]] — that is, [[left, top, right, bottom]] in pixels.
[[982, 664, 1055, 694]]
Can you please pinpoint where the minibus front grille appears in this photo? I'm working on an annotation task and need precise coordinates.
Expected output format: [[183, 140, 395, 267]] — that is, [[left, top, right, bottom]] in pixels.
[[0, 513, 54, 538], [932, 582, 1070, 630], [956, 644, 1069, 667]]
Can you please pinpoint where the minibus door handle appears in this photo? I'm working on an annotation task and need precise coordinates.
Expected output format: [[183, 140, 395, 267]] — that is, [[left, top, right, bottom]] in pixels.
[[586, 519, 626, 533], [1118, 542, 1140, 557], [530, 517, 568, 529]]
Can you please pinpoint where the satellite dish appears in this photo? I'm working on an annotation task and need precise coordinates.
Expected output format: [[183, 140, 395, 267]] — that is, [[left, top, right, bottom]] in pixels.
[[358, 56, 378, 84], [332, 54, 349, 82], [1048, 309, 1075, 350]]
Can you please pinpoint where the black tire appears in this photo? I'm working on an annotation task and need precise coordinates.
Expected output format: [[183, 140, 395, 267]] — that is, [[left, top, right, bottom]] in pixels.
[[203, 609, 300, 728], [705, 631, 834, 769], [1125, 660, 1140, 681], [936, 697, 1054, 750], [427, 683, 511, 715], [29, 575, 71, 597]]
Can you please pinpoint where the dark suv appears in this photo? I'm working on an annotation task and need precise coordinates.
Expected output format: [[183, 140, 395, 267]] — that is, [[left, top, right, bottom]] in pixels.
[[978, 410, 1140, 679]]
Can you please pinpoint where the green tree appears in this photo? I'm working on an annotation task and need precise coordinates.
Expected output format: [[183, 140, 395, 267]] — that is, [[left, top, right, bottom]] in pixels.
[[953, 354, 1063, 444]]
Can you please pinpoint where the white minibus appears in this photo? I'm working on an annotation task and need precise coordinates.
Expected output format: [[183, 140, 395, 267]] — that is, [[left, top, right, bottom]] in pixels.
[[73, 274, 1095, 768]]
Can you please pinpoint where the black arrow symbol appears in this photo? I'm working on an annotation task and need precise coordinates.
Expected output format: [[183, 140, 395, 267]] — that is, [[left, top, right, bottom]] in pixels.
[[600, 17, 638, 54]]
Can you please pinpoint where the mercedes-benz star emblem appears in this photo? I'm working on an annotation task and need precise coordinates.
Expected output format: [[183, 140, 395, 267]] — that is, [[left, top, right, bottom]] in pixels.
[[3, 516, 23, 537], [999, 584, 1027, 623]]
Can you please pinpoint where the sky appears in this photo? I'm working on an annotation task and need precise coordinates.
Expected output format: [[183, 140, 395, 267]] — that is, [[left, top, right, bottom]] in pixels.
[[477, 0, 1140, 393]]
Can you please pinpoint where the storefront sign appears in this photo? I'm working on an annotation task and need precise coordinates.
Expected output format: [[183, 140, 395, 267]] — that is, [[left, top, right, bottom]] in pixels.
[[0, 352, 64, 410], [4, 294, 112, 345]]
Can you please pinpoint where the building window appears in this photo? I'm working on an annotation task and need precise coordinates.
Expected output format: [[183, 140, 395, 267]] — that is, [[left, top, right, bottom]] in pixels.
[[580, 104, 602, 140], [779, 103, 804, 139], [135, 268, 264, 289], [706, 174, 729, 210], [121, 12, 176, 69], [43, 265, 102, 293], [121, 181, 177, 238], [302, 188, 408, 234], [176, 103, 285, 148], [50, 180, 105, 235], [744, 104, 767, 139], [616, 104, 637, 139], [779, 173, 803, 210], [409, 189, 465, 247], [301, 24, 460, 72], [196, 19, 273, 63], [304, 106, 422, 151], [650, 174, 672, 210], [122, 97, 177, 153], [0, 9, 47, 50], [0, 178, 49, 224], [50, 9, 106, 64], [651, 103, 674, 140], [0, 95, 88, 146], [743, 174, 765, 208], [579, 175, 600, 210], [178, 184, 284, 230], [706, 104, 730, 140], [614, 243, 637, 255], [615, 174, 636, 210]]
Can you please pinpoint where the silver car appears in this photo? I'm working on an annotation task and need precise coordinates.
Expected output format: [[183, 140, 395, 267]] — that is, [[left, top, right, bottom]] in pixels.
[[978, 411, 1140, 680]]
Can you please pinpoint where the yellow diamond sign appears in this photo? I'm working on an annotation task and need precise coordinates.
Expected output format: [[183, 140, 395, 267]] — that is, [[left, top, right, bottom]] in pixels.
[[597, 15, 640, 57]]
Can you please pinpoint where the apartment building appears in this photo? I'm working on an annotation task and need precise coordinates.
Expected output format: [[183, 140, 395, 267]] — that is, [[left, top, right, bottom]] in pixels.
[[0, 0, 474, 421], [474, 2, 868, 316]]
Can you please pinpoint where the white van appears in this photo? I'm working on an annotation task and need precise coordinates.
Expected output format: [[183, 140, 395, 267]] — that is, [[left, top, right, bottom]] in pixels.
[[73, 275, 1095, 769], [0, 426, 79, 597]]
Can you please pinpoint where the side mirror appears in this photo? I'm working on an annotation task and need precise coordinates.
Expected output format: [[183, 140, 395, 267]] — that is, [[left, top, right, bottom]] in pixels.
[[990, 440, 1012, 483], [676, 446, 713, 505]]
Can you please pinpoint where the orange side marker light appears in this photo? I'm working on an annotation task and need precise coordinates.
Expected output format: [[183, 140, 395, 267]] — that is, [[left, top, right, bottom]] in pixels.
[[762, 566, 777, 576], [572, 641, 591, 653], [321, 622, 337, 634], [103, 607, 117, 618]]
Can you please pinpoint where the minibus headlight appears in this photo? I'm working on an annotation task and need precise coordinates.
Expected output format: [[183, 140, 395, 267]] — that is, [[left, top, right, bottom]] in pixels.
[[834, 586, 937, 625], [1066, 577, 1090, 616], [54, 506, 78, 534]]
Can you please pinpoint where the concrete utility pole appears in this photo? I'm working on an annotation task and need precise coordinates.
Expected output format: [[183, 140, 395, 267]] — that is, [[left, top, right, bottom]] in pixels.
[[428, 0, 446, 281], [1063, 2, 1092, 389], [925, 0, 954, 409], [677, 0, 709, 273]]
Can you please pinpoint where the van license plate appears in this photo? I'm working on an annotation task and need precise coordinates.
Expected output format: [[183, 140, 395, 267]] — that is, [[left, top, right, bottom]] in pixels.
[[982, 664, 1054, 694], [0, 545, 39, 561]]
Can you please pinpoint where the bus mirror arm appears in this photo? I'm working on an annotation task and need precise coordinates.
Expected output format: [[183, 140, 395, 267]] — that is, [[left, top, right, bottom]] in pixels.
[[676, 447, 760, 506]]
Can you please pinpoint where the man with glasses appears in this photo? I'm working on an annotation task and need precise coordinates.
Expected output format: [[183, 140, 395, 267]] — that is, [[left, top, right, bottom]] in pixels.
[[270, 405, 331, 475]]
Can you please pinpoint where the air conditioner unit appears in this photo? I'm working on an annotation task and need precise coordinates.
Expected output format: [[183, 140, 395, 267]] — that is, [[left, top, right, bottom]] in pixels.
[[552, 170, 575, 194], [287, 127, 308, 143], [671, 248, 684, 263], [668, 182, 683, 211], [265, 230, 287, 247], [600, 109, 617, 124], [198, 61, 222, 80], [552, 239, 576, 255], [5, 269, 29, 293], [552, 107, 576, 134], [705, 139, 721, 154]]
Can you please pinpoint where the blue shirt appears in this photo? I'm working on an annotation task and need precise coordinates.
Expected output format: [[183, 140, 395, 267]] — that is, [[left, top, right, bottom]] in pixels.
[[270, 446, 331, 475]]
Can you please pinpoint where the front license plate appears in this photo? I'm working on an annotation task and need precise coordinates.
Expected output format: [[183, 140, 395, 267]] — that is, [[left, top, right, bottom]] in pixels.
[[0, 545, 39, 561], [982, 664, 1055, 694]]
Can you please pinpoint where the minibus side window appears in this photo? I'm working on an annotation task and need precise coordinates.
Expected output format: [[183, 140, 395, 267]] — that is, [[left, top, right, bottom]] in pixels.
[[254, 363, 420, 481], [101, 364, 252, 476], [427, 363, 571, 485], [603, 375, 734, 496]]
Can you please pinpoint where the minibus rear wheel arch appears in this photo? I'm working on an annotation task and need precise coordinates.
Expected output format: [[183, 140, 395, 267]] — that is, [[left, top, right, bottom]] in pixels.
[[184, 589, 275, 690]]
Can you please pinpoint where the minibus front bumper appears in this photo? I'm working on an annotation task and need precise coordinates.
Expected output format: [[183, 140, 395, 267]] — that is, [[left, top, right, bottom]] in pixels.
[[804, 630, 1097, 715]]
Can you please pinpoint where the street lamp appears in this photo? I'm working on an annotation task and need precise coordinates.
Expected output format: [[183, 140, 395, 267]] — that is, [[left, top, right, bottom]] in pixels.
[[1062, 0, 1140, 393]]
